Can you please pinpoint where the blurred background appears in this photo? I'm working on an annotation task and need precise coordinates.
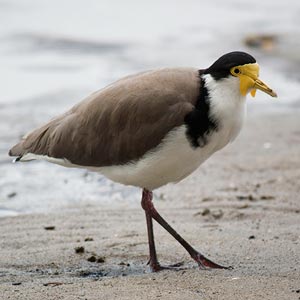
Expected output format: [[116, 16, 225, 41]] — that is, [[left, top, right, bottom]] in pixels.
[[1, 0, 300, 216]]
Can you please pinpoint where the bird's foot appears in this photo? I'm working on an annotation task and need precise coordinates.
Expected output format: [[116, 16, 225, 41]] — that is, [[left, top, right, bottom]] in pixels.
[[191, 252, 233, 270], [148, 260, 185, 272]]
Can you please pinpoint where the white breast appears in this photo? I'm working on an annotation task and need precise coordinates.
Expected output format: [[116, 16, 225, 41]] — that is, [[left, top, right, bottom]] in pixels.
[[204, 74, 246, 150]]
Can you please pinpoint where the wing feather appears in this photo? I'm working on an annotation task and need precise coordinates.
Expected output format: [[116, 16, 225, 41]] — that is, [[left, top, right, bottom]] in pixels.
[[9, 68, 200, 166]]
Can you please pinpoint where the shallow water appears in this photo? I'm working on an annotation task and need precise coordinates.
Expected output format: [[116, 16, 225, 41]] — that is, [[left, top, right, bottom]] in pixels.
[[1, 0, 300, 216]]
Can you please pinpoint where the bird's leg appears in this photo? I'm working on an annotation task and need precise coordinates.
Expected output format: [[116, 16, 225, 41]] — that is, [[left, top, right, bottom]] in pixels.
[[141, 189, 184, 272], [141, 188, 230, 270], [142, 189, 160, 271]]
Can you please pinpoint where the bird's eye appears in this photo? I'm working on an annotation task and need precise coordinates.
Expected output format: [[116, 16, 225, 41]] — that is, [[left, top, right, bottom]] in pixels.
[[234, 68, 240, 74]]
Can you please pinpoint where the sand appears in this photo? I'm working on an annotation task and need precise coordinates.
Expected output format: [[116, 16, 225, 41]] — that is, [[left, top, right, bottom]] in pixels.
[[0, 111, 300, 300]]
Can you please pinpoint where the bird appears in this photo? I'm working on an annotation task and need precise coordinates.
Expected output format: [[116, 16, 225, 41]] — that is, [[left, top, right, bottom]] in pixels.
[[9, 51, 277, 272]]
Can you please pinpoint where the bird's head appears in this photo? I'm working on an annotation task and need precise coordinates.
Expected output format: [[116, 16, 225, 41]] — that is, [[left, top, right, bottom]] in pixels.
[[204, 51, 277, 98]]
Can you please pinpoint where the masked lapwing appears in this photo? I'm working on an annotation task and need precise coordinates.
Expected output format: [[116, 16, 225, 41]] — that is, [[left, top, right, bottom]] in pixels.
[[9, 51, 277, 271]]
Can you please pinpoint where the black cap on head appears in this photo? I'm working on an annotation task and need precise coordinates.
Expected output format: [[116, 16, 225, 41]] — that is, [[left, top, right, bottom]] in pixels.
[[204, 51, 256, 80]]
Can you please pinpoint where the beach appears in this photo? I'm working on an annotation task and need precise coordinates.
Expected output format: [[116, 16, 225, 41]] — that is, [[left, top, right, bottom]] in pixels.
[[1, 111, 299, 299]]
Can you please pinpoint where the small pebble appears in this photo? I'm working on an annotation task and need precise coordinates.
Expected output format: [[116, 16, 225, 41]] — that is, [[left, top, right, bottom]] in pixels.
[[43, 282, 63, 287], [84, 237, 94, 242], [44, 226, 55, 230], [237, 195, 255, 201], [201, 208, 210, 216], [75, 246, 85, 254], [97, 257, 105, 263], [87, 256, 97, 262], [260, 195, 275, 200], [238, 204, 249, 209], [202, 197, 213, 202]]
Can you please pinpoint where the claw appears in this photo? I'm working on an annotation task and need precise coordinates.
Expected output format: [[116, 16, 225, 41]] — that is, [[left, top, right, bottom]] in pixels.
[[193, 252, 232, 270], [149, 261, 185, 272]]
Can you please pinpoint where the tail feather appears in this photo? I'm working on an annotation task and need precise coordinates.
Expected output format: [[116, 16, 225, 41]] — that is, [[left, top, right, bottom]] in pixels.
[[9, 141, 25, 162], [8, 121, 52, 161], [9, 141, 24, 156]]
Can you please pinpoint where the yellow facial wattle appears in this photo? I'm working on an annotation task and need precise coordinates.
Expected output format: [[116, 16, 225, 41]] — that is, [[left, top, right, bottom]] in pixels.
[[239, 74, 256, 96], [250, 89, 256, 97], [230, 63, 277, 98]]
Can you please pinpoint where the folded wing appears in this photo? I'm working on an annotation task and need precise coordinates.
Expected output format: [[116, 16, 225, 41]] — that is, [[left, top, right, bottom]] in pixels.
[[9, 68, 199, 167]]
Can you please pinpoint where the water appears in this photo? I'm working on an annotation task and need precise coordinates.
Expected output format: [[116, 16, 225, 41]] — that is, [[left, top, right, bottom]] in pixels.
[[1, 0, 300, 216]]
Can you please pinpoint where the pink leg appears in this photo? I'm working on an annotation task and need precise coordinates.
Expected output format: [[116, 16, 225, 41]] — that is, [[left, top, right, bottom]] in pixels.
[[143, 191, 161, 272], [142, 189, 179, 271], [141, 188, 231, 271]]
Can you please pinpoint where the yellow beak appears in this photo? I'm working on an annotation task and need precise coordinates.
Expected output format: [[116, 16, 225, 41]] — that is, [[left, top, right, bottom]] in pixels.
[[253, 78, 277, 97], [230, 63, 277, 98]]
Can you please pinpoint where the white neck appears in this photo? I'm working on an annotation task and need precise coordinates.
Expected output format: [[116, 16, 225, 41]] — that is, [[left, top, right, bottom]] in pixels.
[[202, 73, 246, 145], [202, 73, 246, 121]]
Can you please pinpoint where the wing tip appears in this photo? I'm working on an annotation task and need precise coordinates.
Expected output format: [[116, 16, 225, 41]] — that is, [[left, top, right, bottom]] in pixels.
[[9, 143, 25, 163]]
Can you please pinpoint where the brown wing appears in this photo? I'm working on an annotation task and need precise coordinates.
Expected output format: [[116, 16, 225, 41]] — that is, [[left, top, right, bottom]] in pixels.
[[9, 68, 200, 167]]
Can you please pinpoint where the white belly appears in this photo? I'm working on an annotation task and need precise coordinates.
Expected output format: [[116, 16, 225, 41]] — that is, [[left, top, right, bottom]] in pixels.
[[94, 117, 243, 190], [94, 126, 207, 190]]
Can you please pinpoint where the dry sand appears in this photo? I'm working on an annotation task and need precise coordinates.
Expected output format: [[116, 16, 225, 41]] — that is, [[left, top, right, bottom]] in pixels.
[[0, 112, 299, 300]]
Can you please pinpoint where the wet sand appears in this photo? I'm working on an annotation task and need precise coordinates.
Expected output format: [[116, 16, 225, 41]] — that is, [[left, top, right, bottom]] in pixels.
[[0, 111, 300, 299]]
